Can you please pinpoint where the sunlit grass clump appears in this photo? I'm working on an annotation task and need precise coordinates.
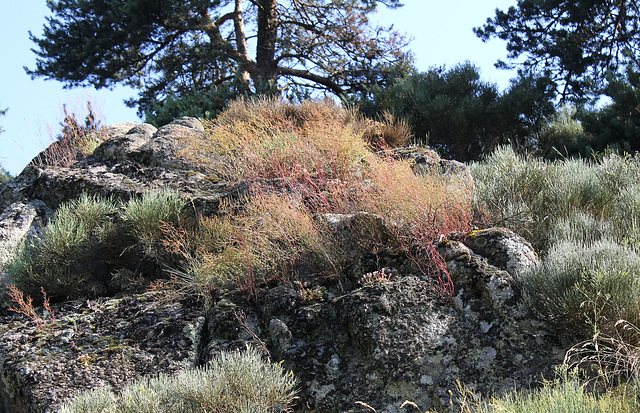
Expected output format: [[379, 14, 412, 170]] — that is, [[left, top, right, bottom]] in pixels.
[[59, 347, 298, 413], [454, 372, 640, 413], [7, 190, 186, 301]]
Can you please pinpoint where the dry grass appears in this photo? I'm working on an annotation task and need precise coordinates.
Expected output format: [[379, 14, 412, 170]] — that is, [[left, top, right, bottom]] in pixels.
[[165, 97, 473, 298]]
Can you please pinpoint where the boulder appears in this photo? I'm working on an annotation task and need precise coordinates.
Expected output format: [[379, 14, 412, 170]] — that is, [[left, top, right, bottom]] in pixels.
[[92, 123, 157, 164], [130, 117, 207, 171], [204, 269, 562, 412], [379, 146, 474, 187], [0, 200, 51, 282]]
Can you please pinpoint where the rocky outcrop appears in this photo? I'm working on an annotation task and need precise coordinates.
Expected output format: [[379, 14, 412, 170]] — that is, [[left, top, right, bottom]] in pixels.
[[0, 117, 565, 412], [199, 229, 558, 412], [0, 292, 204, 413], [0, 118, 239, 216]]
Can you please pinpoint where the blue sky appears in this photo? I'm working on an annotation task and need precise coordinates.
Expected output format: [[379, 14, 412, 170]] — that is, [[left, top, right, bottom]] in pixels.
[[0, 0, 516, 175]]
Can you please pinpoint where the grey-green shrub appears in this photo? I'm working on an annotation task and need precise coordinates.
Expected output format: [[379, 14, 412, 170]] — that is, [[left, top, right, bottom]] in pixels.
[[122, 190, 187, 253], [548, 212, 615, 247], [59, 347, 298, 413], [457, 369, 640, 413], [518, 240, 640, 333], [58, 387, 117, 413], [472, 147, 640, 252], [470, 146, 553, 250], [40, 193, 118, 258], [7, 194, 118, 300], [7, 190, 188, 301]]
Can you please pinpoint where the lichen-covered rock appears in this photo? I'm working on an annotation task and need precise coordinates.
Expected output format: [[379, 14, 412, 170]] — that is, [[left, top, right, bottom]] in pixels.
[[0, 201, 50, 281], [203, 274, 563, 412], [379, 146, 474, 187], [463, 228, 538, 277], [92, 123, 157, 164], [131, 117, 207, 171], [0, 291, 205, 413]]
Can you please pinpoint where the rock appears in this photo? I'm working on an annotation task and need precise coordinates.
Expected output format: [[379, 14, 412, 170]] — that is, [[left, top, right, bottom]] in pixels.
[[93, 123, 157, 164], [463, 228, 538, 277], [0, 200, 51, 281], [203, 275, 563, 412], [0, 291, 205, 413], [102, 122, 139, 138], [379, 146, 475, 187], [442, 239, 524, 318], [131, 117, 207, 171]]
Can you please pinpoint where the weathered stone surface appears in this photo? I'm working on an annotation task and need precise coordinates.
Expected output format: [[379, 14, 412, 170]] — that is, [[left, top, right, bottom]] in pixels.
[[131, 117, 207, 171], [463, 228, 538, 277], [0, 291, 205, 413], [0, 201, 50, 281], [92, 123, 157, 164], [380, 147, 475, 186], [203, 273, 563, 412], [102, 122, 139, 139], [0, 161, 234, 216], [443, 239, 524, 319]]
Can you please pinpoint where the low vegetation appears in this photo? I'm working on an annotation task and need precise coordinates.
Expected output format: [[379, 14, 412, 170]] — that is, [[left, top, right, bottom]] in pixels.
[[59, 347, 298, 413], [471, 145, 640, 409], [452, 369, 640, 413]]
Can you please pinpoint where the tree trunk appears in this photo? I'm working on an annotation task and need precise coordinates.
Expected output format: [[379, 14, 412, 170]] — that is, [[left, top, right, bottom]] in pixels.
[[233, 0, 252, 84], [255, 0, 279, 91]]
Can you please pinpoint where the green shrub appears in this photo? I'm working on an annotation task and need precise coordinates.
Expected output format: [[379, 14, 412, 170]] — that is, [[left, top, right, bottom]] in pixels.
[[517, 240, 640, 335], [59, 348, 298, 413], [470, 146, 553, 250], [7, 194, 118, 300], [122, 190, 187, 254], [7, 190, 189, 301], [456, 370, 640, 413]]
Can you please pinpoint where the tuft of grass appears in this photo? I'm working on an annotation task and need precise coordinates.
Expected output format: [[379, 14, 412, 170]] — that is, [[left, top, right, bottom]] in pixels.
[[6, 190, 189, 302], [7, 194, 118, 300], [450, 368, 640, 413], [122, 190, 188, 255], [172, 192, 339, 295], [358, 110, 414, 150], [59, 347, 298, 413]]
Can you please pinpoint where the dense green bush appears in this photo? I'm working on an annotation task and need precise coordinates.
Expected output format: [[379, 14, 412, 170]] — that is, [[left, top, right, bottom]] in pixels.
[[7, 190, 187, 302], [578, 62, 640, 156], [59, 348, 298, 413], [539, 106, 594, 159]]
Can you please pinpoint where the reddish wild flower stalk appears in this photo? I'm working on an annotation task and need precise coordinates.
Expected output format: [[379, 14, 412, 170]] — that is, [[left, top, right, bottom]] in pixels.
[[7, 286, 56, 330]]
